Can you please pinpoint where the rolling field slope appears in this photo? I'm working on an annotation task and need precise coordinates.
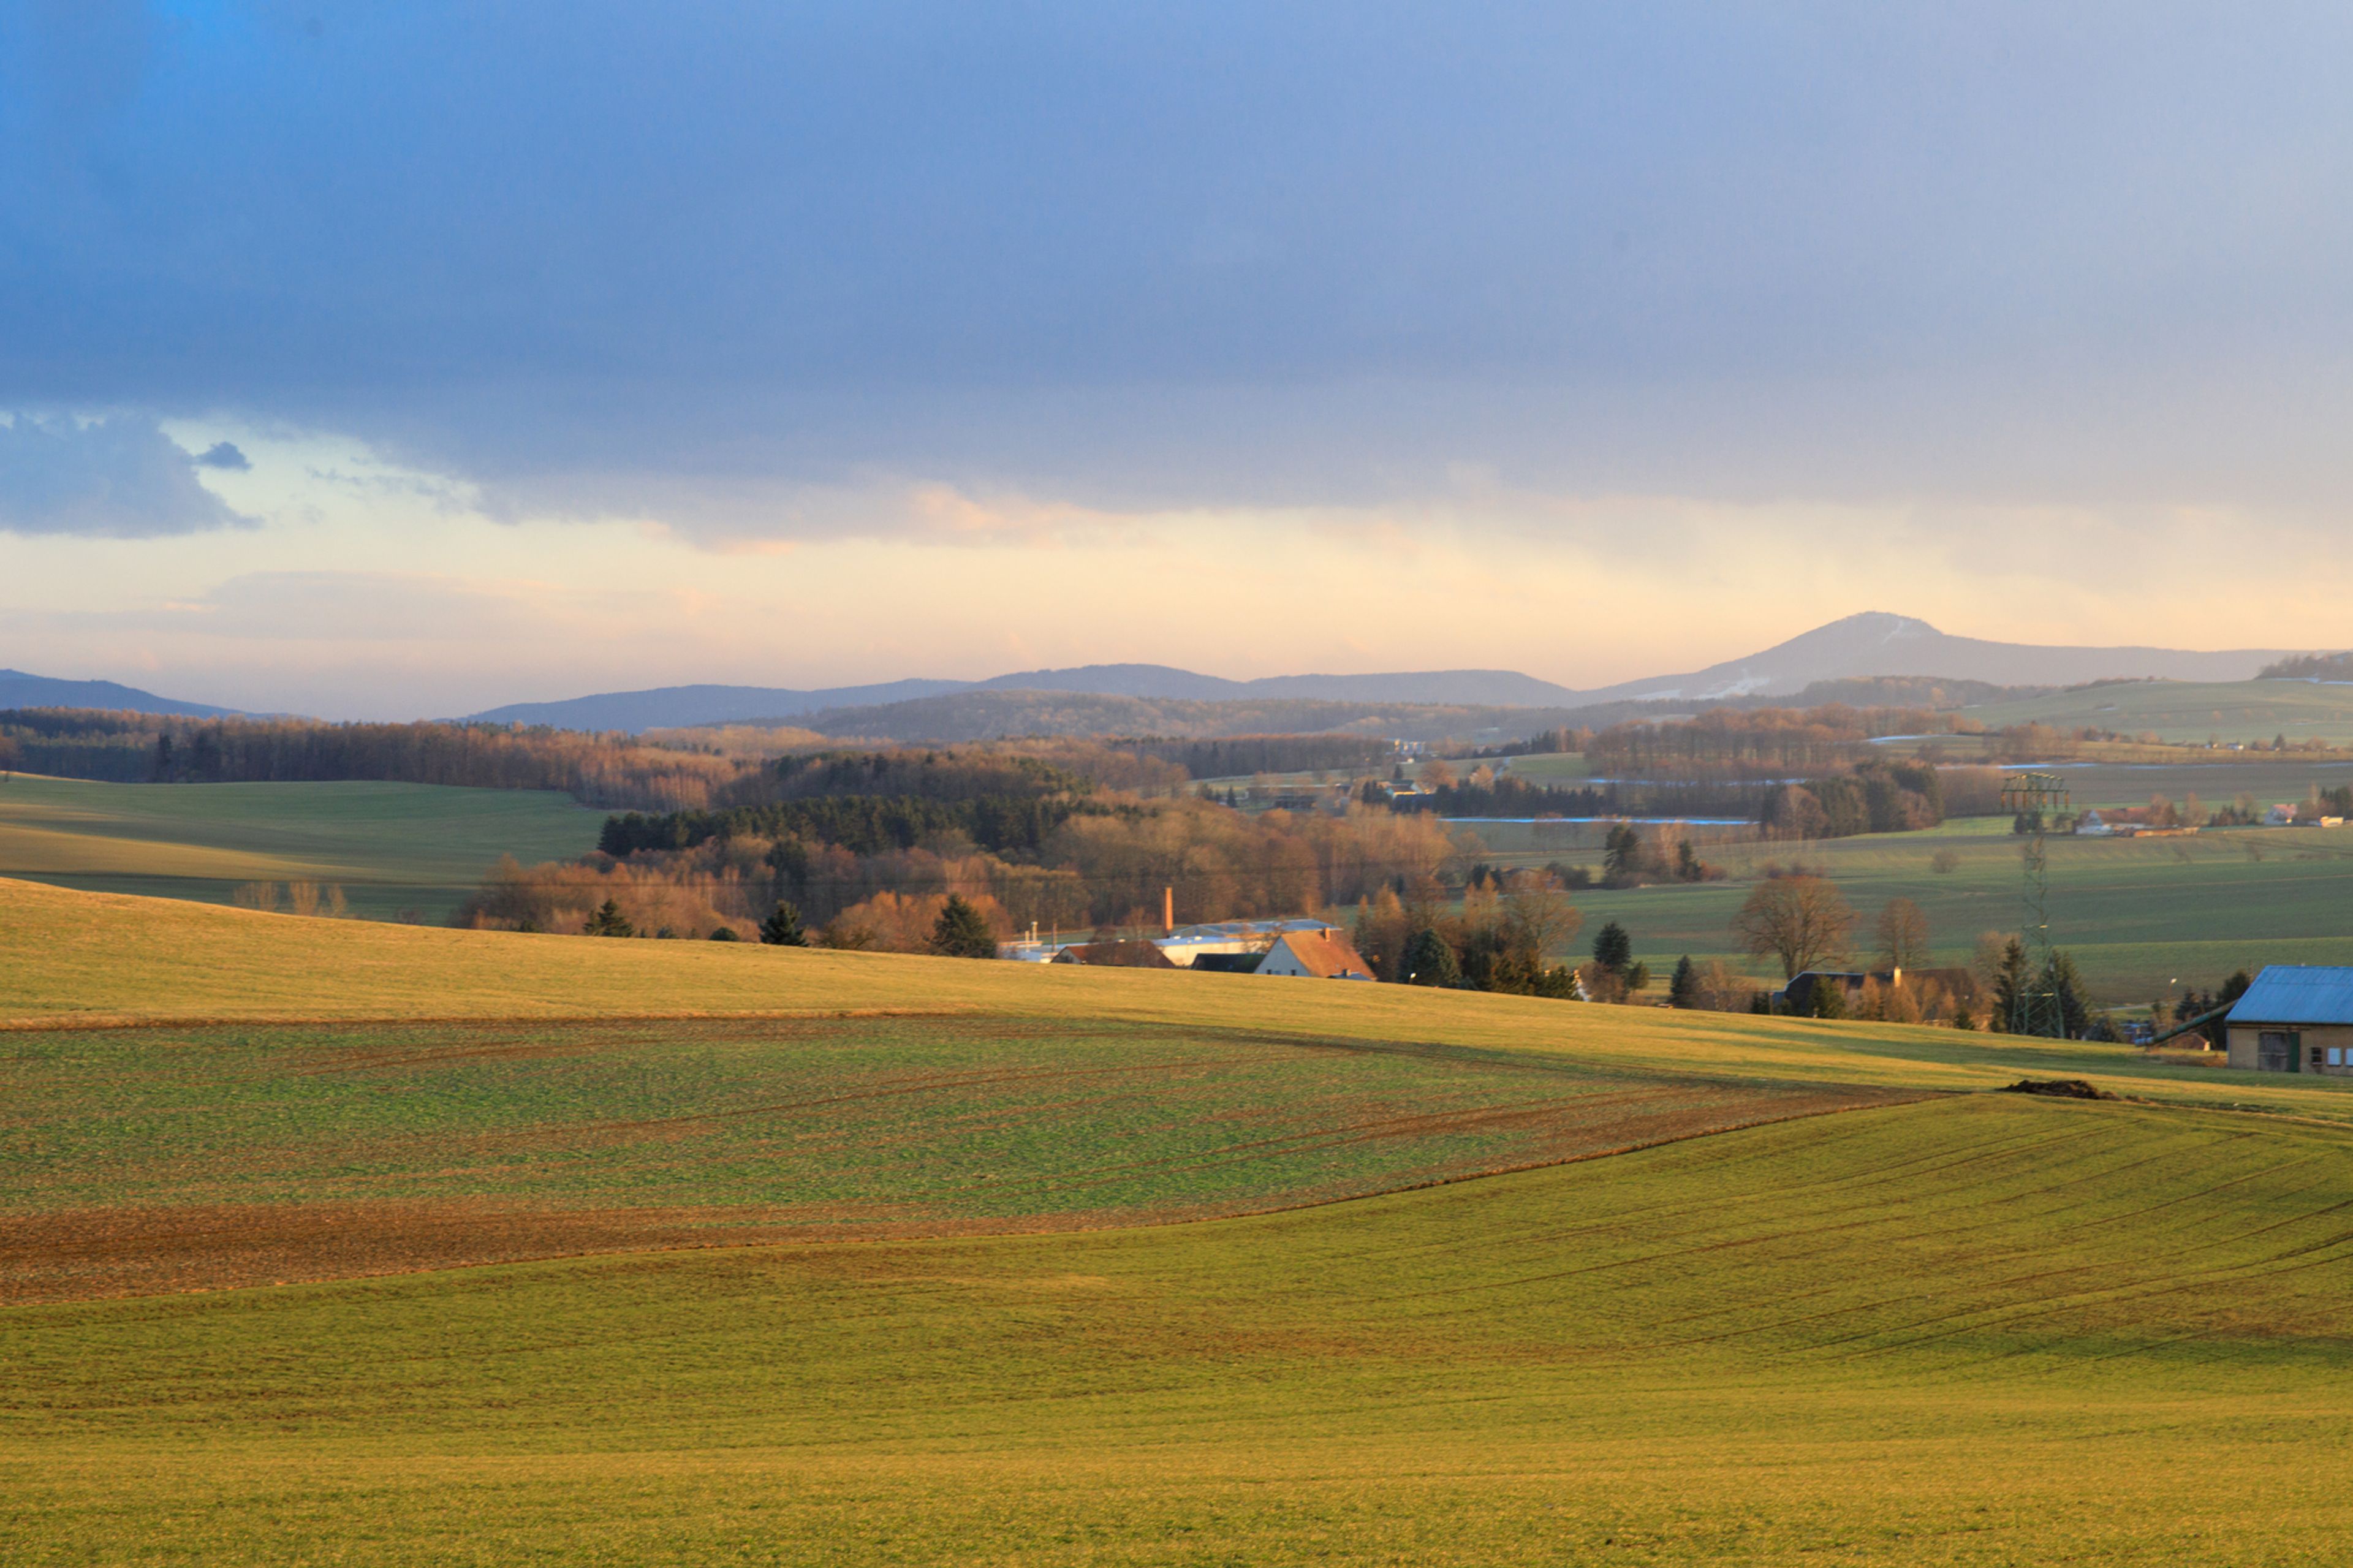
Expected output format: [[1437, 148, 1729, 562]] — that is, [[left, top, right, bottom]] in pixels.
[[0, 1014, 1907, 1302], [5, 877, 2351, 1562], [0, 774, 600, 921], [1466, 809, 2353, 1002], [6, 1096, 2352, 1564], [6, 877, 2347, 1119], [1961, 677, 2353, 745]]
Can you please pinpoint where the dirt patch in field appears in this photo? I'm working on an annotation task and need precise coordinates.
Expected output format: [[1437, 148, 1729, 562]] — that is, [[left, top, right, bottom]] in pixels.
[[0, 1082, 1922, 1305]]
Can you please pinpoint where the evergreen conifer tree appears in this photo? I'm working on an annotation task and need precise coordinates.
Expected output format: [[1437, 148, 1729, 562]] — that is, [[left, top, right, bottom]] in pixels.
[[760, 901, 808, 947], [1592, 920, 1634, 976], [1668, 955, 1699, 1008], [2039, 950, 2091, 1039], [1401, 928, 1461, 988], [583, 899, 633, 937], [929, 895, 999, 958]]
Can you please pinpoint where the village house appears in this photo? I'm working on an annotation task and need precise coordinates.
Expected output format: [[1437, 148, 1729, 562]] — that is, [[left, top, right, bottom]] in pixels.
[[1256, 930, 1375, 980], [2224, 966, 2353, 1074], [2075, 806, 2197, 838], [1193, 930, 1375, 980], [1774, 966, 1977, 1014], [1049, 940, 1175, 969]]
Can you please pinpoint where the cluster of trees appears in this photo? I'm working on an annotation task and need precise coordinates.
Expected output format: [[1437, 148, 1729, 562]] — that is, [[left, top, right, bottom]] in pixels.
[[1483, 727, 1596, 759], [1110, 735, 1389, 778], [1351, 871, 1583, 998], [600, 793, 1126, 858], [468, 788, 1468, 945], [2257, 653, 2353, 681], [1981, 938, 2098, 1039], [1600, 822, 1724, 887], [1586, 704, 1972, 776], [1394, 770, 1772, 822], [2158, 971, 2254, 1045], [575, 888, 1002, 958], [1757, 759, 1944, 839], [0, 708, 742, 809], [1665, 956, 1754, 1012]]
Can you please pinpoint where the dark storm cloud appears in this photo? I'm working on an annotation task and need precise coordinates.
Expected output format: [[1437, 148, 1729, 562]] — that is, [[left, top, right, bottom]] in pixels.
[[0, 413, 250, 536], [4, 2, 2352, 520]]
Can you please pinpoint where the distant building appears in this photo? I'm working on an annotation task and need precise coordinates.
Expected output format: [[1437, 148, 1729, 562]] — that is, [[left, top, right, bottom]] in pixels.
[[2075, 806, 2196, 838], [2266, 803, 2302, 826], [1050, 940, 1177, 969], [1774, 966, 1977, 1014], [1255, 930, 1375, 980], [1154, 918, 1338, 968], [2224, 966, 2353, 1074]]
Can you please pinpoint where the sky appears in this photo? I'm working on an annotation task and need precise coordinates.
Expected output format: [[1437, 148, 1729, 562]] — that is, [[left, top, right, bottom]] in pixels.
[[4, 1, 2352, 719]]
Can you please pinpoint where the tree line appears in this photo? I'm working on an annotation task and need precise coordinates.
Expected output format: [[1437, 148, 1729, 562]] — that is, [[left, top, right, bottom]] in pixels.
[[1585, 703, 1975, 775], [469, 792, 1468, 946], [0, 708, 740, 809], [1756, 758, 1945, 839], [1393, 773, 1776, 821]]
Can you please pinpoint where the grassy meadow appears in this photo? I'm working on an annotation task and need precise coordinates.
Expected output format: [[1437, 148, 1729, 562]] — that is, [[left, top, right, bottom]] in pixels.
[[6, 1089, 2352, 1564], [3, 878, 2352, 1562], [1959, 677, 2353, 746], [1464, 807, 2353, 1005], [0, 1012, 1909, 1301], [0, 773, 601, 922]]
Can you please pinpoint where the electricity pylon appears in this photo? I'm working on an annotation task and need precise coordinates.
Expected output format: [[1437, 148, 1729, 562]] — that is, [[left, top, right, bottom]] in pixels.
[[2000, 770, 2071, 1036]]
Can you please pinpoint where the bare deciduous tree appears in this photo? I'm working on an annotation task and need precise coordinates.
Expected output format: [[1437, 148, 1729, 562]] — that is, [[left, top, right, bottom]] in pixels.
[[1499, 877, 1582, 960], [1874, 897, 1931, 969], [1732, 875, 1856, 979]]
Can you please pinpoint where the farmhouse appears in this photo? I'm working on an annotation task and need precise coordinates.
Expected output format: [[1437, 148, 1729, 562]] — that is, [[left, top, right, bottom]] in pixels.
[[2224, 966, 2353, 1074], [2074, 806, 2196, 838], [1050, 940, 1176, 969], [1195, 931, 1375, 979], [1257, 930, 1375, 980], [1776, 966, 1977, 1014], [1154, 918, 1339, 968]]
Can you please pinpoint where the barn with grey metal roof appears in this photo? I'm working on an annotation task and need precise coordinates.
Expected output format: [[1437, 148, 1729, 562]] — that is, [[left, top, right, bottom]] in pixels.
[[2225, 966, 2353, 1074]]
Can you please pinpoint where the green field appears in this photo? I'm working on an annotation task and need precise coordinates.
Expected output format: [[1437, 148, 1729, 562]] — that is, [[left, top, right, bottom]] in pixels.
[[0, 1013, 1907, 1302], [1960, 677, 2353, 745], [1460, 809, 2353, 1005], [5, 879, 2353, 1562], [6, 1091, 2352, 1564], [0, 773, 601, 922]]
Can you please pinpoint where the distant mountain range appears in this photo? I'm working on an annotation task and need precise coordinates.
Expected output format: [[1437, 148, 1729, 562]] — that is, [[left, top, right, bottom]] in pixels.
[[466, 613, 2294, 733], [466, 664, 1580, 730], [0, 669, 240, 719], [2, 614, 2310, 735], [1574, 612, 2289, 703]]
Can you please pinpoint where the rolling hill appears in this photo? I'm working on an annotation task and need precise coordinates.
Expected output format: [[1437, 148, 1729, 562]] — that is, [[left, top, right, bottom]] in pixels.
[[457, 612, 2300, 733], [0, 668, 240, 718], [1571, 610, 2291, 703], [0, 775, 601, 923], [13, 613, 2308, 735], [3, 876, 2352, 1564]]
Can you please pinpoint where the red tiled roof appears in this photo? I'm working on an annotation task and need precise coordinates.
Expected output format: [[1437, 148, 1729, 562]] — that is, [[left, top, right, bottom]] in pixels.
[[1266, 931, 1374, 979]]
